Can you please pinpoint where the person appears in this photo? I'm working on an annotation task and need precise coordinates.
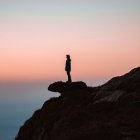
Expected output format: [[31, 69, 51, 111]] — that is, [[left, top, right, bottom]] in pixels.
[[65, 55, 72, 82]]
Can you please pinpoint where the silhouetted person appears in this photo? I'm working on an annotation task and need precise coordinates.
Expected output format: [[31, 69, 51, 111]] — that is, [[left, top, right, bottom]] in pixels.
[[65, 55, 72, 82]]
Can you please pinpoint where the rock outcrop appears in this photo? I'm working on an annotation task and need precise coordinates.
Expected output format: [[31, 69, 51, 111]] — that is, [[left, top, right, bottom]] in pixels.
[[16, 67, 140, 140], [48, 81, 87, 94]]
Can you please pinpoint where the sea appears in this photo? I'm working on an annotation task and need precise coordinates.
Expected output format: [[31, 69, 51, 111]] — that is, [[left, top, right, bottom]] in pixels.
[[0, 80, 107, 140], [0, 81, 60, 140]]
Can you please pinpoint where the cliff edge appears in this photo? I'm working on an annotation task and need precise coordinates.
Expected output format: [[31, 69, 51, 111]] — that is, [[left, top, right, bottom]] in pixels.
[[16, 67, 140, 140]]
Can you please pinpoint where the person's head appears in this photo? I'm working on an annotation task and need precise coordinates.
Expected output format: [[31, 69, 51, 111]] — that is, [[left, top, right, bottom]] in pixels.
[[66, 55, 70, 59]]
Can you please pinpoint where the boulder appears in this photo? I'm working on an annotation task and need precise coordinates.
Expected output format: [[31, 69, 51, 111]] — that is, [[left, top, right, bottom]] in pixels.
[[48, 81, 87, 93]]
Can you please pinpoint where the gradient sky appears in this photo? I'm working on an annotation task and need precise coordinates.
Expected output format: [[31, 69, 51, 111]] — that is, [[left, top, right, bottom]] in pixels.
[[0, 0, 140, 82]]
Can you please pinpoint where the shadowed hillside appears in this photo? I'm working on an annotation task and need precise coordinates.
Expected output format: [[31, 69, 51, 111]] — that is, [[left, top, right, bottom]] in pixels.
[[16, 67, 140, 140]]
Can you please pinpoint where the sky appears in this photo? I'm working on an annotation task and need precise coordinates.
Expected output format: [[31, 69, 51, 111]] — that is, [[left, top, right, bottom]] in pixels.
[[0, 0, 140, 82]]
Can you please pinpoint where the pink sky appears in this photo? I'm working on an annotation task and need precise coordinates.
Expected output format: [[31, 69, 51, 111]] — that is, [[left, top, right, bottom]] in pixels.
[[0, 0, 140, 82]]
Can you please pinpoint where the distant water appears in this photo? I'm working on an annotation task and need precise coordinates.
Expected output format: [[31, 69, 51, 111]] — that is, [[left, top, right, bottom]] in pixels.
[[0, 82, 60, 140], [0, 80, 107, 140]]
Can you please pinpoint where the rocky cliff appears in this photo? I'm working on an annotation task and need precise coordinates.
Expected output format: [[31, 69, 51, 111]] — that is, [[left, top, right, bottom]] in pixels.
[[16, 67, 140, 140]]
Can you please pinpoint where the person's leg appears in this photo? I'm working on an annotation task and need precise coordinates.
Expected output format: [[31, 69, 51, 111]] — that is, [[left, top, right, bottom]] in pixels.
[[67, 71, 72, 82], [68, 71, 72, 82]]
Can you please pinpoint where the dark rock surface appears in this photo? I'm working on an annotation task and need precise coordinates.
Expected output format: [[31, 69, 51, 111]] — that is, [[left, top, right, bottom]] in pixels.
[[48, 81, 87, 94], [16, 67, 140, 140]]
